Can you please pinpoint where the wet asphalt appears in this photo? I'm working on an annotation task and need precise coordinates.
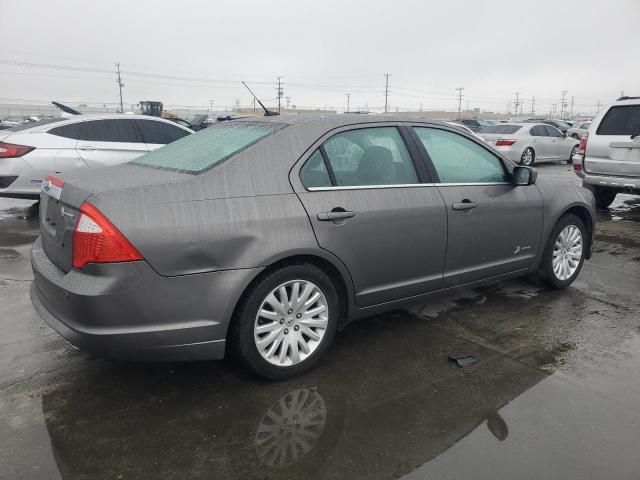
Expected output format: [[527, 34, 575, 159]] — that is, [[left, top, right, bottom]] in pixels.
[[1, 163, 640, 480]]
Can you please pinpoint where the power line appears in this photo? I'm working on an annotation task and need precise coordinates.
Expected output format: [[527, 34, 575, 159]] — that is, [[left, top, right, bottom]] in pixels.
[[456, 87, 464, 120], [384, 74, 391, 113], [115, 62, 124, 114]]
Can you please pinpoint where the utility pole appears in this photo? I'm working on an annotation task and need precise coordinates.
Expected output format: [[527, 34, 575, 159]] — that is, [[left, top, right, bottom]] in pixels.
[[345, 93, 351, 113], [560, 90, 568, 119], [620, 90, 625, 98], [570, 96, 575, 117], [596, 101, 602, 113], [456, 87, 464, 120], [115, 62, 124, 113], [276, 76, 284, 114], [384, 74, 391, 113], [513, 92, 521, 117], [209, 99, 214, 112], [530, 96, 535, 114], [252, 98, 256, 115]]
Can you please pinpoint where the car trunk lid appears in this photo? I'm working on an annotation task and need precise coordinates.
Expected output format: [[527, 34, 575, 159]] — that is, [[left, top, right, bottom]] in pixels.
[[39, 176, 91, 272]]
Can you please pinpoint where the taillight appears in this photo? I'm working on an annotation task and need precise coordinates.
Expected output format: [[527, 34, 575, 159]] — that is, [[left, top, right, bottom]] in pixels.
[[573, 163, 582, 172], [495, 139, 516, 146], [0, 141, 35, 158], [72, 202, 143, 269], [577, 133, 588, 155]]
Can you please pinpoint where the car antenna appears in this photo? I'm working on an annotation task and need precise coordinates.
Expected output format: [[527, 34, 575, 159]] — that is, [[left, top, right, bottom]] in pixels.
[[241, 81, 279, 116], [51, 101, 82, 115]]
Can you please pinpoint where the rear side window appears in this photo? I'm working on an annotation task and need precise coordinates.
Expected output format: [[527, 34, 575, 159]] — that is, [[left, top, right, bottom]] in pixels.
[[135, 119, 191, 144], [50, 119, 140, 143], [414, 127, 506, 183], [480, 125, 522, 134], [321, 127, 419, 187], [530, 126, 546, 136], [130, 121, 285, 174], [300, 150, 332, 188], [596, 106, 640, 135]]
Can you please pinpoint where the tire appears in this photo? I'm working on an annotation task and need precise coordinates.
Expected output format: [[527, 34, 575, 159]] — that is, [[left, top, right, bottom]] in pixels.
[[230, 263, 339, 380], [538, 213, 587, 290], [520, 147, 535, 166], [594, 187, 617, 209], [571, 133, 580, 140], [568, 144, 578, 164]]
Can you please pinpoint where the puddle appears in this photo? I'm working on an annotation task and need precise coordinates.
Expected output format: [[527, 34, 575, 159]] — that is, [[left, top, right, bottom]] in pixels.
[[609, 194, 640, 222]]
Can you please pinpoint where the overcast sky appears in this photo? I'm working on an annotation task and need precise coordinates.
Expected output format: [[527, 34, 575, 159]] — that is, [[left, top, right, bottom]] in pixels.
[[1, 0, 638, 114]]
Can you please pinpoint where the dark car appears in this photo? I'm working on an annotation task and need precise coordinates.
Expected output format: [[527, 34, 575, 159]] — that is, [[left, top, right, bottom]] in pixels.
[[30, 116, 596, 379], [458, 118, 495, 132]]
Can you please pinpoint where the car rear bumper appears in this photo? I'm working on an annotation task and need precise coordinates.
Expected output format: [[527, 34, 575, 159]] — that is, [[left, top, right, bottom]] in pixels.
[[30, 236, 263, 361], [580, 172, 640, 192]]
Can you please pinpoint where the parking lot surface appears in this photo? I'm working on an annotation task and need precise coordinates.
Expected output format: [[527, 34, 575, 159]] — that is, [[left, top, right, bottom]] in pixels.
[[1, 163, 640, 479]]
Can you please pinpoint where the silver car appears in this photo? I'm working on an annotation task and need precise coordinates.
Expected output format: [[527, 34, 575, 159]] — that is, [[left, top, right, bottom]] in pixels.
[[30, 116, 595, 379], [567, 121, 591, 140], [0, 114, 192, 198], [479, 123, 580, 166]]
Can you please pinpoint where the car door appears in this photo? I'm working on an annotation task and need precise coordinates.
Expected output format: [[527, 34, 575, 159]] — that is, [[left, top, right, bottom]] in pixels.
[[544, 125, 568, 160], [411, 126, 544, 288], [528, 125, 551, 160], [134, 119, 191, 151], [75, 119, 149, 167], [293, 125, 447, 307]]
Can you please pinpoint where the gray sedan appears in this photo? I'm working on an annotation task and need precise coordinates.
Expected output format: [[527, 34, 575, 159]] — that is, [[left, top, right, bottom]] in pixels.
[[30, 116, 595, 379], [479, 123, 580, 166]]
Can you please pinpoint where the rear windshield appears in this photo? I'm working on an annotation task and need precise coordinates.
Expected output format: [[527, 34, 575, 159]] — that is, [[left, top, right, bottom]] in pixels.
[[130, 121, 286, 174], [596, 106, 640, 135], [480, 125, 522, 134]]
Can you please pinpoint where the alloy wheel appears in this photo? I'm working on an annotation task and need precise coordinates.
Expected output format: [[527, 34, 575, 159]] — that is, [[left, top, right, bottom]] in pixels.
[[552, 225, 583, 281], [521, 148, 533, 166], [254, 280, 329, 367]]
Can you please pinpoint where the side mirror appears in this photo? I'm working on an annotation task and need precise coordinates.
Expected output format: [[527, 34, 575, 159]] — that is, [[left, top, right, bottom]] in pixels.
[[513, 166, 537, 186]]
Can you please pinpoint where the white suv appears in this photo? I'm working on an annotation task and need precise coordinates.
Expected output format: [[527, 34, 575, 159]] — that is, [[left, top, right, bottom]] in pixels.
[[0, 114, 193, 199], [573, 96, 640, 208]]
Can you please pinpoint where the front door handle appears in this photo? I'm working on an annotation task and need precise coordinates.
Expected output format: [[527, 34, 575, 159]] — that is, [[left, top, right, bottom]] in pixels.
[[317, 210, 356, 221], [452, 201, 478, 211]]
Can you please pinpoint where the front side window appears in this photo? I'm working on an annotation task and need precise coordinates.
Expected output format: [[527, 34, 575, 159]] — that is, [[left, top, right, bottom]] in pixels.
[[135, 120, 191, 144], [413, 127, 507, 183], [545, 126, 563, 138], [131, 121, 285, 174], [320, 127, 418, 187], [530, 125, 545, 137]]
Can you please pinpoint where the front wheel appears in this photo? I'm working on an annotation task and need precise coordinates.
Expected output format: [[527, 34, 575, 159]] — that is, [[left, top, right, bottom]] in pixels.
[[230, 264, 339, 380], [521, 147, 535, 166], [568, 144, 578, 164], [538, 213, 587, 289]]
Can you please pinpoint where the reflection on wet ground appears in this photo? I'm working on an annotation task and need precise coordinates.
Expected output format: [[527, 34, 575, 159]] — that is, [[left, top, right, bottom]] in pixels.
[[1, 170, 640, 479]]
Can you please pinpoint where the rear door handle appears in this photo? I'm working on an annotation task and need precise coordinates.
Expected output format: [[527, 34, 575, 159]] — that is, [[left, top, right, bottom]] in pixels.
[[78, 145, 97, 151], [452, 201, 478, 211], [317, 210, 356, 221]]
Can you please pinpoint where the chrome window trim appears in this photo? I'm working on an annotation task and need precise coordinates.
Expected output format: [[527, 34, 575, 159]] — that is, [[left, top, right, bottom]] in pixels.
[[307, 182, 511, 191]]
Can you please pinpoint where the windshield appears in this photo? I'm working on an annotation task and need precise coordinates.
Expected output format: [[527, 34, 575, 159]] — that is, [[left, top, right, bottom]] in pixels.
[[130, 121, 286, 174], [480, 125, 522, 134]]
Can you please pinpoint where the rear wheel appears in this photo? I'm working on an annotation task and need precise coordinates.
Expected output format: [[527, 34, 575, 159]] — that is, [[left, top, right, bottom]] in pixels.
[[538, 214, 586, 289], [568, 144, 578, 164], [571, 133, 580, 140], [520, 147, 535, 166], [230, 264, 338, 380]]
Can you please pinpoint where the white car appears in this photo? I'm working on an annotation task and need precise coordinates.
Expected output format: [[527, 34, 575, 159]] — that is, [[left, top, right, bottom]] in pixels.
[[0, 114, 193, 198], [567, 121, 591, 140], [444, 121, 485, 141], [478, 123, 579, 166]]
